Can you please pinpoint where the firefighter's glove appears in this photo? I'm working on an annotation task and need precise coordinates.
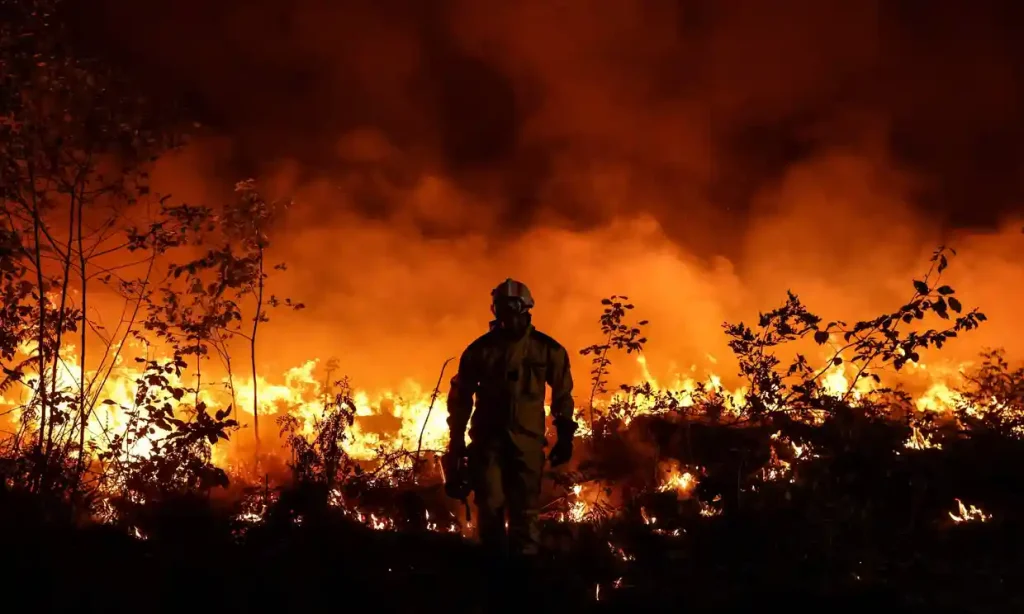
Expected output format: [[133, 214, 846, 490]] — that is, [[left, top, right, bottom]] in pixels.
[[442, 437, 471, 500], [548, 437, 573, 467], [549, 420, 576, 467], [444, 468, 471, 500]]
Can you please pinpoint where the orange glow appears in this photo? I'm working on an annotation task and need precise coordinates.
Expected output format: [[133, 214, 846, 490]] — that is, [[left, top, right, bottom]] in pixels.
[[5, 3, 1024, 539]]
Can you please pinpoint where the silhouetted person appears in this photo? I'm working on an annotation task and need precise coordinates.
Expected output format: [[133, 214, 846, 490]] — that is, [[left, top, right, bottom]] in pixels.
[[445, 278, 577, 566]]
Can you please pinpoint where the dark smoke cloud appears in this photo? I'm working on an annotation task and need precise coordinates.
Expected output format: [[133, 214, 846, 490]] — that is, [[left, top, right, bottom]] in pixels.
[[74, 0, 1024, 246]]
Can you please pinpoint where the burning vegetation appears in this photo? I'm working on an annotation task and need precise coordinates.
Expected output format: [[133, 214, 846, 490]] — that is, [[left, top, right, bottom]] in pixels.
[[4, 1, 1024, 611]]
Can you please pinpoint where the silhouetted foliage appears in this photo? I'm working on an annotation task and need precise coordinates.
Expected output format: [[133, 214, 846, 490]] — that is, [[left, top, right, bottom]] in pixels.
[[580, 296, 648, 431], [0, 2, 307, 524], [96, 353, 236, 506], [278, 377, 361, 493], [0, 0, 193, 490], [954, 349, 1024, 437], [723, 247, 985, 419]]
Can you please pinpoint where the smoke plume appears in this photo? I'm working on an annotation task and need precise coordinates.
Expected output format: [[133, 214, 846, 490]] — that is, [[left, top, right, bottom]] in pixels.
[[73, 0, 1024, 390]]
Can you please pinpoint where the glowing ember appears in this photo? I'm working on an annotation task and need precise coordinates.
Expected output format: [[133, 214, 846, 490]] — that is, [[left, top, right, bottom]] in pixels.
[[608, 541, 635, 562], [761, 431, 815, 483], [949, 499, 991, 524], [904, 425, 943, 451], [699, 496, 723, 517], [565, 483, 598, 523], [658, 461, 700, 498], [653, 528, 682, 537]]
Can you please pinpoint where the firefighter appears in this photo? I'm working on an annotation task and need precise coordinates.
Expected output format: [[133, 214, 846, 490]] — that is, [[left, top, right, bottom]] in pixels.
[[445, 278, 577, 557]]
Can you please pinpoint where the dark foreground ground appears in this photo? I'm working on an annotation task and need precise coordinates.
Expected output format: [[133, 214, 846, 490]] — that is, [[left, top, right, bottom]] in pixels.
[[4, 488, 1023, 613], [5, 419, 1024, 613]]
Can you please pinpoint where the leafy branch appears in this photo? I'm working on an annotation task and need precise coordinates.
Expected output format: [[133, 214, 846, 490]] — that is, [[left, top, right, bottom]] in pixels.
[[580, 296, 648, 432], [724, 247, 986, 419]]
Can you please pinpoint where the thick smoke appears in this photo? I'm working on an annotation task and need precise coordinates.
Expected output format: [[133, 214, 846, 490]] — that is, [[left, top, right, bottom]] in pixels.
[[78, 0, 1024, 391]]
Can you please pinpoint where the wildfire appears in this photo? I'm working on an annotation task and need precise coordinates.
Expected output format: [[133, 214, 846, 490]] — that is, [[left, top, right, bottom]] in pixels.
[[5, 11, 1024, 605], [0, 326, 1006, 537], [1, 334, 986, 468]]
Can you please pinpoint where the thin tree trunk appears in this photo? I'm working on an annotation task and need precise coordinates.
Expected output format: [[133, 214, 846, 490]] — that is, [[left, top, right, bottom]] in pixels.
[[34, 238, 47, 454], [30, 166, 49, 469], [587, 332, 613, 435], [250, 248, 264, 448], [195, 339, 202, 410], [221, 337, 238, 413], [48, 191, 76, 453], [85, 251, 154, 413], [76, 190, 87, 480]]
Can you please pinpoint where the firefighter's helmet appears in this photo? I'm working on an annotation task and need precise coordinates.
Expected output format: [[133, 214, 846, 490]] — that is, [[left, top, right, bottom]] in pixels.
[[491, 278, 534, 314]]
